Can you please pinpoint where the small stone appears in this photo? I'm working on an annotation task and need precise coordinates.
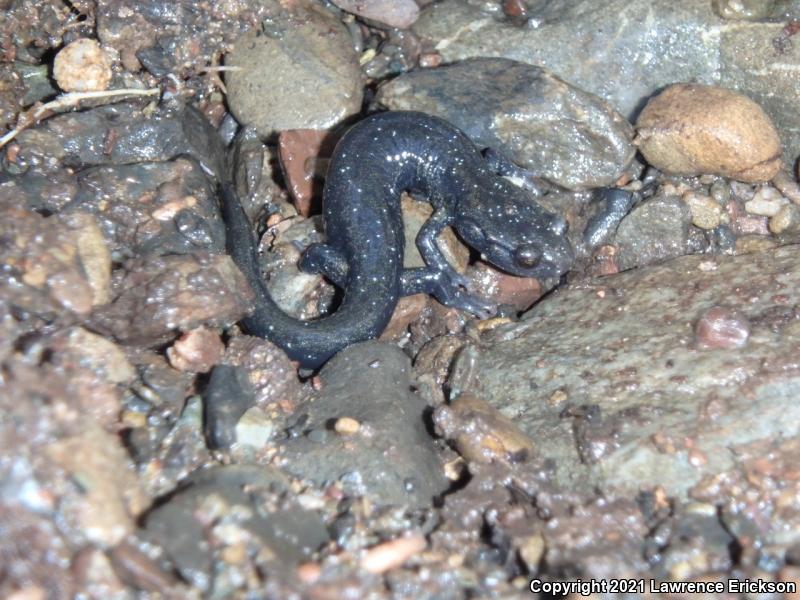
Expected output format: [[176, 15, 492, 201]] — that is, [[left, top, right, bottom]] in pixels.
[[236, 406, 275, 448], [635, 83, 782, 182], [695, 306, 750, 350], [518, 534, 545, 572], [379, 293, 429, 340], [401, 194, 469, 271], [45, 425, 147, 547], [773, 170, 800, 205], [436, 392, 536, 464], [735, 235, 778, 254], [53, 38, 113, 93], [770, 203, 800, 234], [334, 417, 361, 435], [66, 327, 135, 384], [360, 533, 427, 574], [166, 327, 225, 373], [234, 407, 274, 449], [745, 186, 788, 216], [331, 0, 420, 28], [682, 192, 723, 230], [278, 129, 335, 217], [467, 261, 542, 311]]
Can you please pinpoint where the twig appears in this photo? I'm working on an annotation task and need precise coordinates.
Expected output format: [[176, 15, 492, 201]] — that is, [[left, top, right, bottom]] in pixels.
[[0, 87, 161, 150]]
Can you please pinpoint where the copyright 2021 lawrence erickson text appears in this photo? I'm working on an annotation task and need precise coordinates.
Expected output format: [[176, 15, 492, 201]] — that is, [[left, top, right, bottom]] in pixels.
[[529, 577, 796, 595]]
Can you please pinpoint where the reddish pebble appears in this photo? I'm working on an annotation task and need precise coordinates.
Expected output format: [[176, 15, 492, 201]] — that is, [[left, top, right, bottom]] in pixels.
[[166, 326, 225, 372], [278, 129, 337, 216], [468, 261, 541, 311], [694, 306, 750, 350], [379, 293, 428, 340]]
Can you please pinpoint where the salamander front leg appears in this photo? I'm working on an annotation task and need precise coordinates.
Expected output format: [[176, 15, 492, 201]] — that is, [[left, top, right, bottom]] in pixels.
[[299, 243, 348, 288], [414, 209, 497, 317]]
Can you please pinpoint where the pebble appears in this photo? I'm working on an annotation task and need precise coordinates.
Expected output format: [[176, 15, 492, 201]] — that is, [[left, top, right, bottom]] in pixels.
[[614, 196, 694, 271], [773, 170, 800, 205], [234, 406, 274, 449], [735, 235, 778, 254], [712, 0, 776, 20], [682, 191, 723, 230], [91, 253, 254, 346], [744, 186, 788, 217], [434, 392, 536, 464], [331, 0, 420, 29], [279, 342, 446, 507], [203, 364, 255, 450], [53, 38, 112, 93], [360, 533, 427, 573], [635, 83, 782, 182], [334, 417, 361, 435], [65, 327, 135, 384], [770, 203, 800, 234], [694, 306, 751, 350], [225, 3, 364, 136], [466, 262, 542, 311], [379, 293, 429, 340], [45, 425, 147, 546], [277, 129, 335, 217], [166, 327, 225, 373]]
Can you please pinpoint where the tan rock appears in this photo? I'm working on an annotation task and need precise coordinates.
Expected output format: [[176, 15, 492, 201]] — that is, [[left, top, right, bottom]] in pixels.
[[53, 38, 112, 93], [635, 83, 782, 182]]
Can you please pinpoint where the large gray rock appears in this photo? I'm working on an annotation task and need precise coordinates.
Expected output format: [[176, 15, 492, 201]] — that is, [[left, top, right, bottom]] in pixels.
[[280, 341, 447, 507], [225, 2, 364, 137], [376, 58, 635, 190], [413, 0, 800, 163], [463, 245, 800, 498]]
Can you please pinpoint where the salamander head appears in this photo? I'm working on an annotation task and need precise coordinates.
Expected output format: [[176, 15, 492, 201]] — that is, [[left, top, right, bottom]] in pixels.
[[455, 177, 574, 279]]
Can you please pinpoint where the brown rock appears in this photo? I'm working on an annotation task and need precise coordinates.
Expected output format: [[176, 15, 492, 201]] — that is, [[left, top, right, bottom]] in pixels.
[[277, 129, 336, 216], [166, 326, 225, 373], [379, 293, 429, 340], [467, 261, 542, 311], [635, 83, 782, 182], [435, 392, 536, 464], [45, 425, 148, 547], [53, 38, 112, 93], [331, 0, 420, 29], [694, 306, 750, 350], [93, 253, 254, 346]]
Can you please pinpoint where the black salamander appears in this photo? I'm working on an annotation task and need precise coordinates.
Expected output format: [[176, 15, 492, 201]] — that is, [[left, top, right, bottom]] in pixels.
[[221, 111, 573, 368]]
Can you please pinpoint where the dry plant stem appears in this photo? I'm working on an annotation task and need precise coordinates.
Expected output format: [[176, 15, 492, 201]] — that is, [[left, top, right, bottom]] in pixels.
[[0, 88, 161, 150]]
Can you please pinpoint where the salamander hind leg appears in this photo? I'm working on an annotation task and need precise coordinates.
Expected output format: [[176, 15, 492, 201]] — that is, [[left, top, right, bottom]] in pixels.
[[299, 243, 348, 288]]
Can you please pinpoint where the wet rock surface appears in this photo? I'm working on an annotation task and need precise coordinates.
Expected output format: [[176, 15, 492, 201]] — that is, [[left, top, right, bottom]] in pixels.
[[225, 1, 364, 136], [413, 0, 800, 163], [377, 57, 635, 190], [470, 245, 800, 500], [280, 342, 446, 508]]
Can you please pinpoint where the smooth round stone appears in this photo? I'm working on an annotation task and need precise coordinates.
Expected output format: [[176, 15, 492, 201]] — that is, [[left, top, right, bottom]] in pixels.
[[225, 3, 364, 136]]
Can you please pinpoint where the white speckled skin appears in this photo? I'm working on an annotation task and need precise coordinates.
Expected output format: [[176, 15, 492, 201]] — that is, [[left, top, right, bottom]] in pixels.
[[222, 111, 573, 368]]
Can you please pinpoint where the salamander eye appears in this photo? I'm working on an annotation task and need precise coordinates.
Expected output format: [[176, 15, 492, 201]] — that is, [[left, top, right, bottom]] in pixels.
[[514, 243, 541, 268]]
